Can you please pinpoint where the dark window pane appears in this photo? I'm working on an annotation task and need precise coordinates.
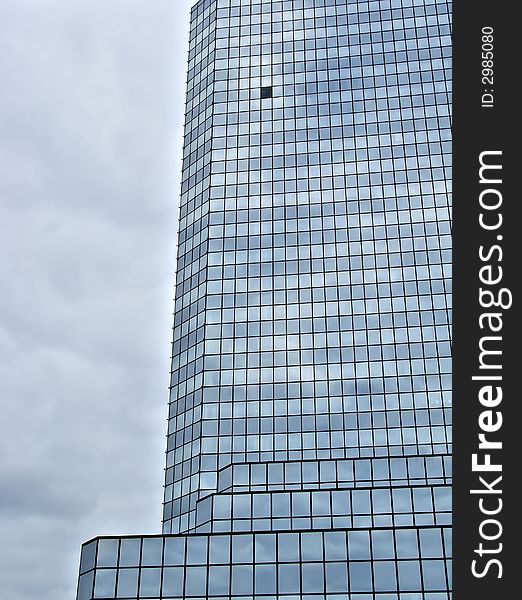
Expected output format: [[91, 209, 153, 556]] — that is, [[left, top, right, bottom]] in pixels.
[[80, 542, 96, 574], [77, 572, 94, 600]]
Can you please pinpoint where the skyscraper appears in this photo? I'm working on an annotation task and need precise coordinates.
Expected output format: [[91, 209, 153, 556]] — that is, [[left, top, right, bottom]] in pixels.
[[76, 0, 452, 598]]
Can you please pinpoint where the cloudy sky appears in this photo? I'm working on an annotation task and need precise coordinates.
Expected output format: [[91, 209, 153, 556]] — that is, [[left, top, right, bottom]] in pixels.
[[0, 1, 194, 597]]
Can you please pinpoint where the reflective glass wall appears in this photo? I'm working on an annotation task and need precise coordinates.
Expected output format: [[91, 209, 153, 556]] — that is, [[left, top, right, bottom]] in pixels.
[[78, 529, 451, 599], [163, 0, 451, 536]]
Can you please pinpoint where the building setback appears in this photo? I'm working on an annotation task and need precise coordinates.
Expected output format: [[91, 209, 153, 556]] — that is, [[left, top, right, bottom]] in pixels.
[[76, 0, 452, 598]]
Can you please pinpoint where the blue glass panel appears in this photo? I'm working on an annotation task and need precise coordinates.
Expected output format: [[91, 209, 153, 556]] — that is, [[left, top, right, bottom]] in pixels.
[[93, 569, 116, 598], [97, 540, 118, 568]]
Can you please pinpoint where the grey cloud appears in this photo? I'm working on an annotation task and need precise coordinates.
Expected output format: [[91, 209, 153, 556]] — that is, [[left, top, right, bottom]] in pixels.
[[0, 466, 92, 519], [0, 1, 195, 598]]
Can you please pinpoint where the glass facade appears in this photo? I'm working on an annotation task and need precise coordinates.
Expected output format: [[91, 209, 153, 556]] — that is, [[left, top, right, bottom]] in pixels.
[[76, 0, 451, 597], [78, 529, 451, 599]]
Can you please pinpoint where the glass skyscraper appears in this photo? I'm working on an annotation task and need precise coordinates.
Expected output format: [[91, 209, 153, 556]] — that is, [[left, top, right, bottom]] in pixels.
[[76, 0, 452, 598]]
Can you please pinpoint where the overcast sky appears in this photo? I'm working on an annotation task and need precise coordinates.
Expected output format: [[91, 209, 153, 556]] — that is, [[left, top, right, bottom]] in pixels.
[[0, 1, 194, 598]]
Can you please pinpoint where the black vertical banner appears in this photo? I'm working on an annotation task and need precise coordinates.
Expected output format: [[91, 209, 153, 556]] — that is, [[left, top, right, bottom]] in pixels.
[[453, 1, 519, 598]]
